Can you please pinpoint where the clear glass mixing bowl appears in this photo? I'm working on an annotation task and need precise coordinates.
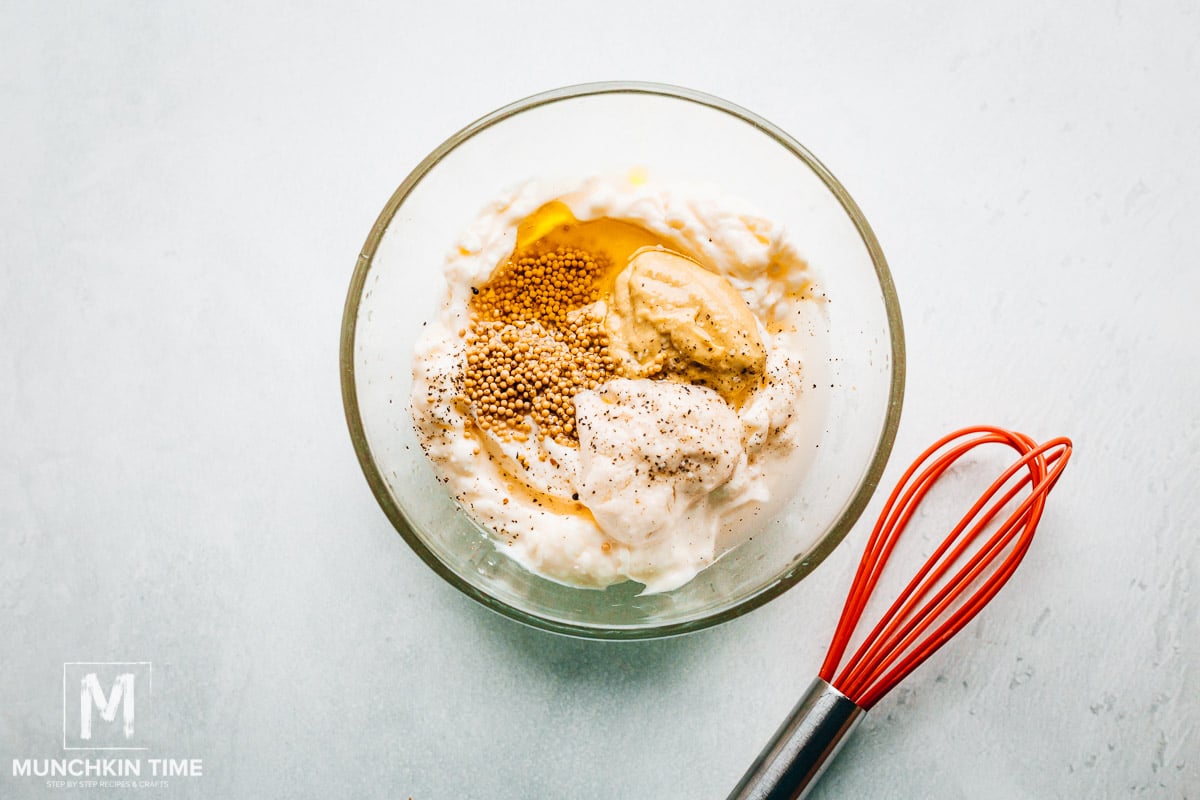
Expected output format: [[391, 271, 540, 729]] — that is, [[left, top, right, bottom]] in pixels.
[[340, 82, 904, 638]]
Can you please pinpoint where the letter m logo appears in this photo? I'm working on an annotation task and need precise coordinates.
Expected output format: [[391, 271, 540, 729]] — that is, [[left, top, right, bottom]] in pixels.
[[81, 672, 135, 740], [63, 662, 152, 750]]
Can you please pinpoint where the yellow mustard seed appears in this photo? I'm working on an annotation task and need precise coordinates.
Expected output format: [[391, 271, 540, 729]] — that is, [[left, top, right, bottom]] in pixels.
[[462, 245, 618, 445]]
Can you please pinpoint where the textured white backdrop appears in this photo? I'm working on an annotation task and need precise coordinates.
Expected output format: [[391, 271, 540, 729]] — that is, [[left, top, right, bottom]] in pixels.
[[1, 1, 1196, 798]]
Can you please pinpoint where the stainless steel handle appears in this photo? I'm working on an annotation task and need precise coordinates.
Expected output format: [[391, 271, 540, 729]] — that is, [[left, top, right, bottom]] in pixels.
[[727, 678, 864, 800]]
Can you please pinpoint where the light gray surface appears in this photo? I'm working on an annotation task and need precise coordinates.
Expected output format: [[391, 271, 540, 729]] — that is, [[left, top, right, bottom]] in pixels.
[[1, 2, 1196, 798]]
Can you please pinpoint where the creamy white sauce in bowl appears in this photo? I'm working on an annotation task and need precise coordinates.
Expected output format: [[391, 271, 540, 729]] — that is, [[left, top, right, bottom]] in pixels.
[[410, 175, 829, 593], [343, 84, 903, 638]]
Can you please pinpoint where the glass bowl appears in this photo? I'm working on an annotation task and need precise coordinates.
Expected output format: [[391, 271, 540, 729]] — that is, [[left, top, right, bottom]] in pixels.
[[340, 82, 904, 639]]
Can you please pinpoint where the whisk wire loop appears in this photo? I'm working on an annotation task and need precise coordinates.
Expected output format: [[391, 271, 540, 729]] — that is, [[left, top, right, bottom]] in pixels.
[[818, 426, 1072, 709], [841, 438, 1057, 700], [729, 426, 1072, 800]]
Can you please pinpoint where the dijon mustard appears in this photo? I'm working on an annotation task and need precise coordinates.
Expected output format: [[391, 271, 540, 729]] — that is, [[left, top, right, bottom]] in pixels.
[[603, 248, 768, 406]]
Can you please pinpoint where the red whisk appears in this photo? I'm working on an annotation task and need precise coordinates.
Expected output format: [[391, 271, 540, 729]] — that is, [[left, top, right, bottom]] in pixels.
[[729, 426, 1073, 800]]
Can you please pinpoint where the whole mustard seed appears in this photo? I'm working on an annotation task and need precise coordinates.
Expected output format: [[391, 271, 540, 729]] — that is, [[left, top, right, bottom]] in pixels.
[[463, 245, 618, 446]]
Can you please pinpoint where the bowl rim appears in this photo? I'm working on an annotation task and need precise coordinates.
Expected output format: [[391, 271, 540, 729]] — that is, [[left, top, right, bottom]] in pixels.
[[339, 81, 906, 639]]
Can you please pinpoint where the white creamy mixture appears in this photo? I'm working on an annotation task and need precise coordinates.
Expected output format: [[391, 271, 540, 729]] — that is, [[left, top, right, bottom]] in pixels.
[[410, 174, 827, 593]]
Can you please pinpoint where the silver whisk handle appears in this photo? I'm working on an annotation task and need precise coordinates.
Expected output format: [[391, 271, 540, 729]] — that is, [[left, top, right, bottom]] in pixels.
[[727, 678, 864, 800]]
